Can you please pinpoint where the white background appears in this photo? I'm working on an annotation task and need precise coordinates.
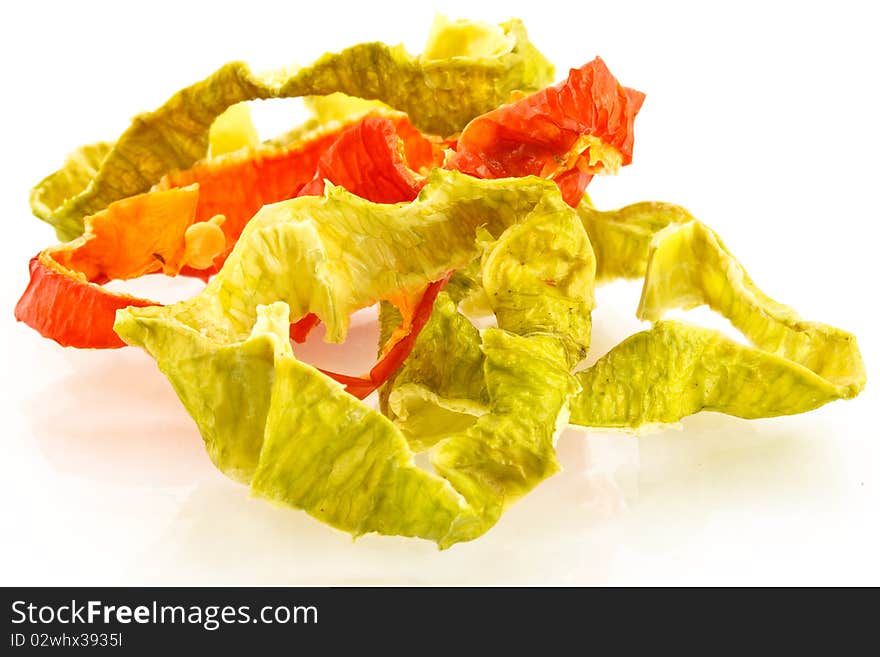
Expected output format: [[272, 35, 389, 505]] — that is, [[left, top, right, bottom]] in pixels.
[[1, 0, 877, 585]]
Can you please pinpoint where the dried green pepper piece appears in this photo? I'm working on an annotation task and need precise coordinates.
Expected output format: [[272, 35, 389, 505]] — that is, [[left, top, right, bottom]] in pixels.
[[570, 218, 865, 428], [33, 17, 553, 241]]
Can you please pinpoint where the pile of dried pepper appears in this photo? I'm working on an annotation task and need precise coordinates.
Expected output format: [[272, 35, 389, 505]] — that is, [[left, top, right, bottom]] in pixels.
[[15, 17, 865, 547]]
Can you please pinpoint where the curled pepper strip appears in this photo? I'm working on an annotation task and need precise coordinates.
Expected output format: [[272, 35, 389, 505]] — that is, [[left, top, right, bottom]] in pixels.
[[577, 200, 694, 281], [382, 292, 489, 451], [295, 115, 441, 202], [15, 187, 202, 348], [15, 253, 157, 349], [115, 174, 594, 546], [33, 17, 553, 242], [569, 211, 866, 427], [240, 114, 445, 398], [448, 57, 645, 207], [114, 172, 570, 477], [318, 274, 451, 400], [383, 199, 865, 441]]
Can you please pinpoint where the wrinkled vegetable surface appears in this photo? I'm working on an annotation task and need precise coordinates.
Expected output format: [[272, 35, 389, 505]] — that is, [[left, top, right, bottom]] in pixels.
[[15, 17, 864, 547]]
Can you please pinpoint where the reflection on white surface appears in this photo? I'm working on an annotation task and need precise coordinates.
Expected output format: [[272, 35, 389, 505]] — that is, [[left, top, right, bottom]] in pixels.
[[115, 414, 844, 585], [124, 428, 639, 586], [25, 349, 206, 486]]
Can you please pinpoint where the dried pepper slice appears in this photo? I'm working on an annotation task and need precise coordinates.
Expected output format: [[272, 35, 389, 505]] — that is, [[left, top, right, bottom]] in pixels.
[[448, 57, 645, 207], [295, 115, 440, 202], [383, 199, 865, 441], [287, 115, 447, 396], [577, 200, 694, 281], [570, 217, 865, 427], [116, 171, 561, 347], [32, 17, 553, 242], [15, 187, 202, 348], [183, 113, 443, 397], [115, 173, 594, 545], [15, 253, 158, 350], [325, 274, 450, 400], [114, 172, 567, 475]]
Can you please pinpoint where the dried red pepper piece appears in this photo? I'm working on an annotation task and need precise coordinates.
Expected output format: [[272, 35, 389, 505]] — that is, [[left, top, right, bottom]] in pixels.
[[312, 275, 451, 399], [15, 187, 202, 348], [296, 115, 440, 201], [15, 253, 157, 348], [448, 57, 645, 206]]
